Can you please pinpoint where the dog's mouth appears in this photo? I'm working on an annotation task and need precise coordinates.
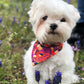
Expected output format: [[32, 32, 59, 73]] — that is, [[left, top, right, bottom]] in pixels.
[[48, 31, 58, 35]]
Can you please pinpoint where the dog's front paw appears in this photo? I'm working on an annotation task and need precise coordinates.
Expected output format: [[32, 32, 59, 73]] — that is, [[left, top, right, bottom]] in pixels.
[[71, 75, 80, 83], [27, 81, 38, 84]]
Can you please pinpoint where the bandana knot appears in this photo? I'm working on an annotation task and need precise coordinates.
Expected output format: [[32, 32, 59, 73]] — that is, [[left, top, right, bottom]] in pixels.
[[32, 40, 63, 66]]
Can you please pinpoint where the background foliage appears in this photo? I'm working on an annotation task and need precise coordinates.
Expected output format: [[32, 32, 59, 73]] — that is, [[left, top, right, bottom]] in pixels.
[[0, 0, 84, 84]]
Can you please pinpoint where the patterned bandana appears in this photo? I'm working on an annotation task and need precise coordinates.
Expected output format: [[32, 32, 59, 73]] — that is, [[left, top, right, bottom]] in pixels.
[[32, 40, 63, 66]]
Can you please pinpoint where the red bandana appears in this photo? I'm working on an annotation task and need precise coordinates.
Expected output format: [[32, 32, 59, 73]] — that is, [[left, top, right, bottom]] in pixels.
[[32, 40, 63, 66]]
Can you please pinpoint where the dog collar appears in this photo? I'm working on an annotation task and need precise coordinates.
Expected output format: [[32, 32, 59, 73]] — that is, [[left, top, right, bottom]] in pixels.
[[32, 40, 63, 66]]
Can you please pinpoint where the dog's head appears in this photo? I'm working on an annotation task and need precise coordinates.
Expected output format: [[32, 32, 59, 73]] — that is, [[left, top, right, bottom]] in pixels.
[[28, 0, 80, 44]]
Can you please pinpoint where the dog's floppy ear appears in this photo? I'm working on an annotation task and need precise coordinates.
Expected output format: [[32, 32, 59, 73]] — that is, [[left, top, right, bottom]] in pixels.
[[69, 5, 80, 22], [28, 0, 39, 25], [28, 8, 36, 25], [28, 10, 34, 24], [68, 4, 80, 28], [73, 8, 80, 23]]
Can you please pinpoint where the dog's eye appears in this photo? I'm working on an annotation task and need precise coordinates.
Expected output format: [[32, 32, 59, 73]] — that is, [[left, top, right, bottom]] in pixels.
[[60, 18, 66, 22], [42, 16, 48, 21]]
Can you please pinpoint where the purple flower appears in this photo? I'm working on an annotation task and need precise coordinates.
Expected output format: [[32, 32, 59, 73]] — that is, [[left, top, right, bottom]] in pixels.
[[0, 61, 2, 67], [77, 67, 82, 70], [0, 17, 3, 23], [13, 17, 16, 22], [16, 21, 19, 24], [16, 7, 19, 12], [73, 48, 79, 51], [35, 70, 40, 82], [7, 31, 11, 34], [29, 24, 32, 27], [22, 72, 25, 75], [79, 78, 82, 82], [11, 17, 16, 25], [72, 46, 75, 49], [0, 41, 2, 44], [24, 21, 27, 25], [11, 44, 14, 48], [77, 41, 80, 44], [45, 80, 50, 84], [76, 41, 81, 49], [53, 71, 62, 84], [56, 71, 62, 76], [67, 0, 70, 3], [82, 68, 84, 71], [0, 41, 2, 46]]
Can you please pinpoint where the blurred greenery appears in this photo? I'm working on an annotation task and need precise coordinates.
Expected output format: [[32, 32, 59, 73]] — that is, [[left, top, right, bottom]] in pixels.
[[0, 0, 84, 84]]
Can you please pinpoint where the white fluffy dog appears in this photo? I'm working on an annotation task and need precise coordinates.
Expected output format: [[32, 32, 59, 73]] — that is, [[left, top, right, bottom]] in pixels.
[[24, 0, 80, 84]]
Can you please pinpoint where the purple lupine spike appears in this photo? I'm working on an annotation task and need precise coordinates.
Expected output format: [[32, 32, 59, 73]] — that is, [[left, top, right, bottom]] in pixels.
[[67, 0, 70, 4], [11, 44, 14, 48], [76, 40, 81, 49], [35, 70, 40, 82], [16, 7, 19, 12], [13, 17, 16, 22], [53, 71, 62, 84], [77, 41, 80, 44], [79, 78, 82, 82], [0, 41, 2, 44], [56, 71, 62, 76], [24, 21, 27, 25], [77, 67, 82, 70], [0, 61, 2, 67], [11, 17, 16, 25], [53, 76, 59, 84], [0, 17, 3, 23], [45, 80, 50, 84], [0, 41, 2, 46]]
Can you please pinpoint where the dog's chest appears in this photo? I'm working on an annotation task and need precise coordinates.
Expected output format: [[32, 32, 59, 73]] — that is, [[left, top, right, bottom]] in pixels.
[[35, 51, 65, 71]]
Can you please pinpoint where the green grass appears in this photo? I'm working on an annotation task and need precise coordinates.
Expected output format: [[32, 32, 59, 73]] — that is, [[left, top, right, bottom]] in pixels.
[[0, 0, 84, 84], [0, 0, 33, 83]]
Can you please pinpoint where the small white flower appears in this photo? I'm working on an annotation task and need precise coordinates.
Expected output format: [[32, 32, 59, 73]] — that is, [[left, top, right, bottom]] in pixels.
[[24, 26, 27, 29], [14, 32, 18, 35]]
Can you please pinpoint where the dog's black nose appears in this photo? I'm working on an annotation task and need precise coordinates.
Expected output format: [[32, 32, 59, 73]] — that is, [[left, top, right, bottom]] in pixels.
[[50, 23, 58, 31]]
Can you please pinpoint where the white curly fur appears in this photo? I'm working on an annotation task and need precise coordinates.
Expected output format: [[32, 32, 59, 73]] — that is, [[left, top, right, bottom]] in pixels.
[[24, 0, 80, 84]]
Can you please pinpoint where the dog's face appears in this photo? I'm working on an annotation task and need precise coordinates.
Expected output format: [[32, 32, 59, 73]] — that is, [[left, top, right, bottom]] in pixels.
[[28, 0, 80, 44]]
